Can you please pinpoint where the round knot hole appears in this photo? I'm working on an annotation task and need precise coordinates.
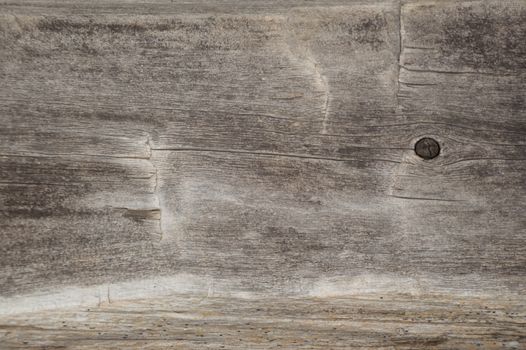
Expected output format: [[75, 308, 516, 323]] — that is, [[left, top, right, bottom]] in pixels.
[[415, 137, 440, 159]]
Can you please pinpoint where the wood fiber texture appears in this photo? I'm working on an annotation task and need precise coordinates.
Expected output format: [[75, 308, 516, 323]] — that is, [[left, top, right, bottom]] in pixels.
[[0, 0, 525, 348]]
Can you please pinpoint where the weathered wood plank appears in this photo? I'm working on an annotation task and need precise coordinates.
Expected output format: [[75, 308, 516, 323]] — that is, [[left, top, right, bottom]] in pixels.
[[0, 0, 525, 348], [1, 294, 525, 349], [1, 1, 409, 296]]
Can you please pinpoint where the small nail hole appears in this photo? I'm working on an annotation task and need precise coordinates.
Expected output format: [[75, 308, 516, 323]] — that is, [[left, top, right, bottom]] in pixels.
[[414, 137, 440, 159]]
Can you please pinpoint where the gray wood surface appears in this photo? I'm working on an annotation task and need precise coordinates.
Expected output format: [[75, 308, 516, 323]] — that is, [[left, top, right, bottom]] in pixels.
[[1, 0, 525, 348]]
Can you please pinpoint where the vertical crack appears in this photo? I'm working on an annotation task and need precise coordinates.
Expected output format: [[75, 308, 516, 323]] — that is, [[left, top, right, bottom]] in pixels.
[[396, 0, 403, 114], [146, 135, 163, 241]]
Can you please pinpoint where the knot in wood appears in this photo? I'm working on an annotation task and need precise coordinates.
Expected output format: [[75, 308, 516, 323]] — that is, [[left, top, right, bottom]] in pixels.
[[414, 137, 440, 159]]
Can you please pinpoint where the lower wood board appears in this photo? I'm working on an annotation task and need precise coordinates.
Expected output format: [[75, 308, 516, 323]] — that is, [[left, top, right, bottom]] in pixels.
[[0, 0, 525, 348], [2, 294, 525, 349]]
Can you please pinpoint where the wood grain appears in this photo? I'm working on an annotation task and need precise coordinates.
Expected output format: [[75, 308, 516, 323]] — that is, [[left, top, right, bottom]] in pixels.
[[1, 0, 525, 348], [1, 294, 525, 349]]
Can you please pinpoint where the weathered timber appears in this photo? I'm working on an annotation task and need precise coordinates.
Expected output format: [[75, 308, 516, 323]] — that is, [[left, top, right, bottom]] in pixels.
[[0, 0, 525, 348]]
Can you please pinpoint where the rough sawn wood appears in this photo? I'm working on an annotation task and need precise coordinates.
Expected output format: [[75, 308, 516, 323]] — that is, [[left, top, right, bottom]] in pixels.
[[0, 0, 525, 348]]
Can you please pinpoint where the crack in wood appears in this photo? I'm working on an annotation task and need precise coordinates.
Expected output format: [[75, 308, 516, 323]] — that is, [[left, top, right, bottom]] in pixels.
[[150, 147, 402, 164], [146, 136, 163, 241], [397, 0, 403, 113], [388, 194, 465, 202], [400, 65, 516, 77]]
